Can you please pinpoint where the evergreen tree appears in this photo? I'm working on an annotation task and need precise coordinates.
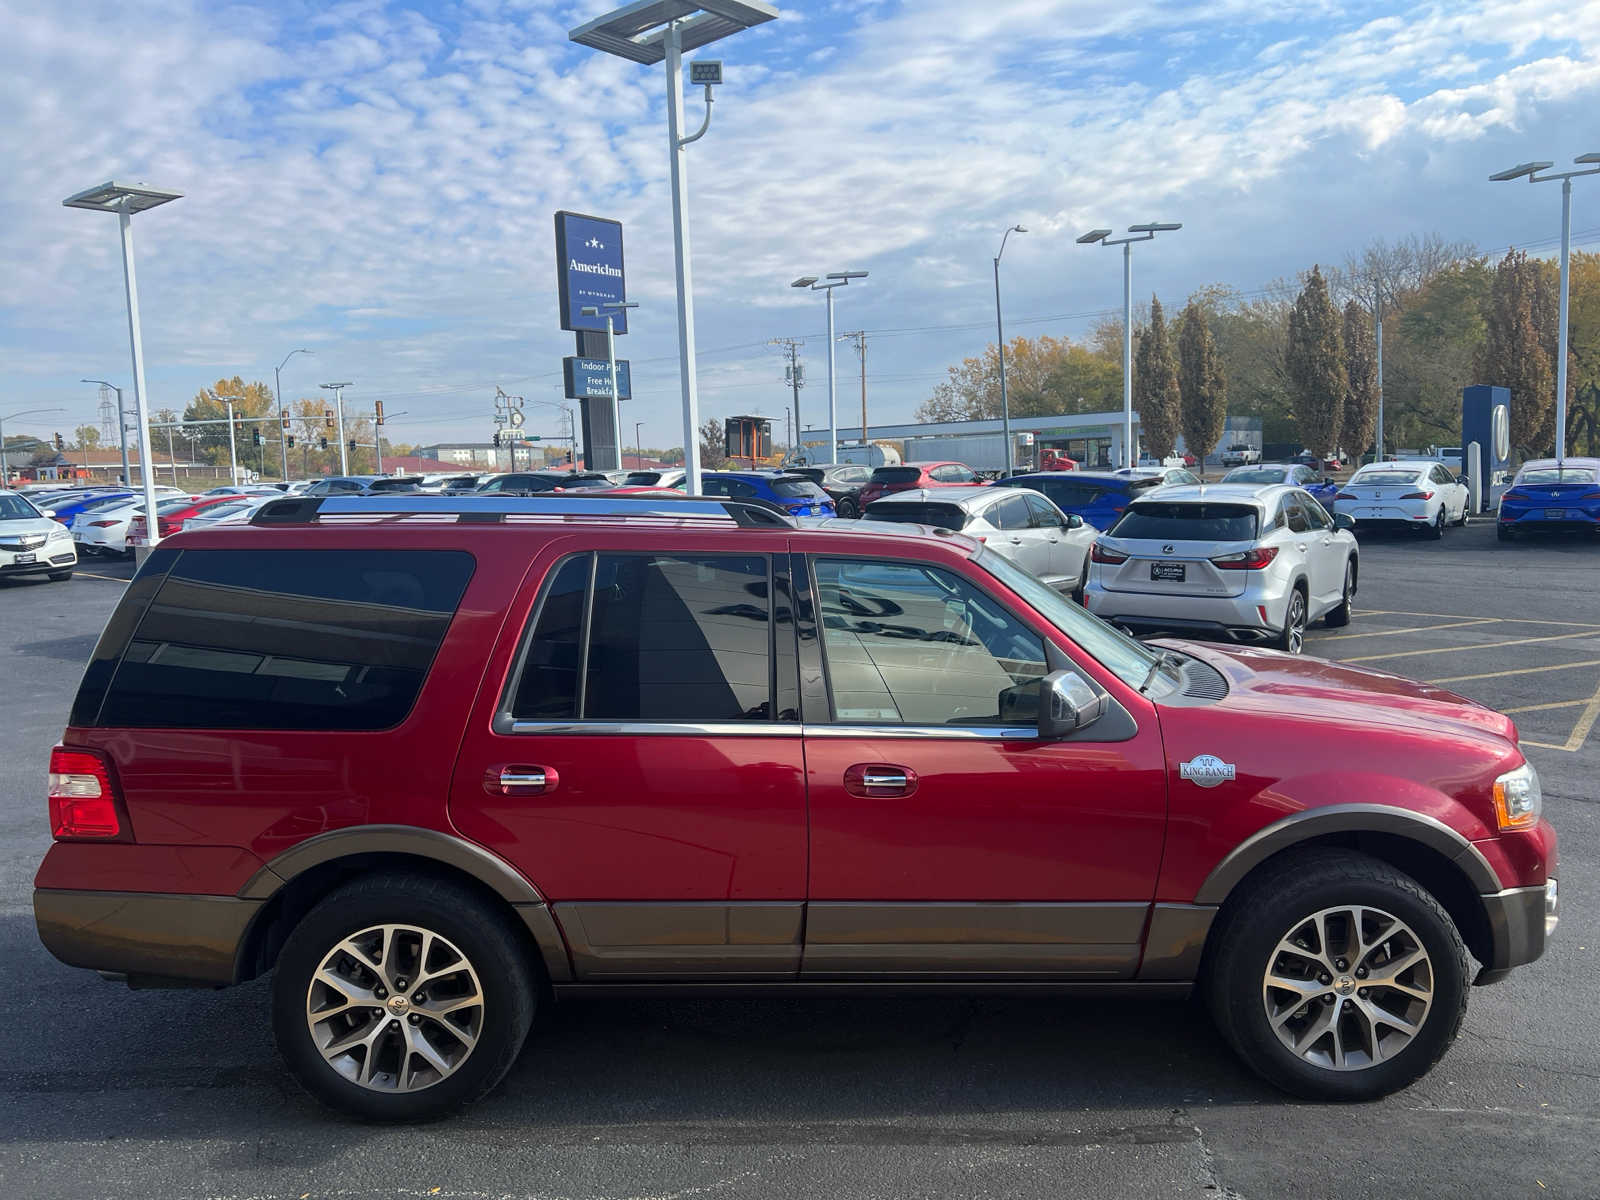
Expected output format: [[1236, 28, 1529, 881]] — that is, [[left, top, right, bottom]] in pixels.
[[1341, 299, 1379, 462], [1133, 296, 1181, 458], [1178, 300, 1227, 476], [1286, 266, 1347, 457], [1477, 249, 1554, 454]]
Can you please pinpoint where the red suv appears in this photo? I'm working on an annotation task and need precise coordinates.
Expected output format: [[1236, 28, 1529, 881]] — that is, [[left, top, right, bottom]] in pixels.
[[34, 493, 1557, 1120], [855, 461, 981, 507]]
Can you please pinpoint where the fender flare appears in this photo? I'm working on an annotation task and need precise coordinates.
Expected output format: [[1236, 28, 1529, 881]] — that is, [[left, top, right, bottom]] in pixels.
[[1193, 803, 1500, 906]]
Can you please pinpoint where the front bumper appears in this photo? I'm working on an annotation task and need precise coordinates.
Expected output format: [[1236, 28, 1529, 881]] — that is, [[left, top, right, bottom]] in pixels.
[[34, 887, 261, 986], [1475, 879, 1558, 985], [0, 544, 76, 576]]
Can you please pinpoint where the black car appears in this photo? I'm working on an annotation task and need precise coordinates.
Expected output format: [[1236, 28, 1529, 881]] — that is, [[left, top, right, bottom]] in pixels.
[[470, 471, 614, 496], [790, 463, 873, 518]]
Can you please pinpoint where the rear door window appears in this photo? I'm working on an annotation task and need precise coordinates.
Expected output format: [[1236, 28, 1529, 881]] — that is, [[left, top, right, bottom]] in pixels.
[[1111, 503, 1260, 541], [770, 477, 828, 500], [987, 495, 1032, 531], [1284, 501, 1310, 533], [1037, 480, 1105, 507], [90, 549, 475, 730]]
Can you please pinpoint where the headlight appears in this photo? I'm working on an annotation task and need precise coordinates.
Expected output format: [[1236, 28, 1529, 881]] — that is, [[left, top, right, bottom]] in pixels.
[[1493, 762, 1542, 831], [48, 524, 72, 540]]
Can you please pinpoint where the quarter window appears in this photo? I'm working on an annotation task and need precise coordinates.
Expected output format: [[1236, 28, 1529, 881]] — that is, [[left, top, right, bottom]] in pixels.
[[812, 558, 1047, 727]]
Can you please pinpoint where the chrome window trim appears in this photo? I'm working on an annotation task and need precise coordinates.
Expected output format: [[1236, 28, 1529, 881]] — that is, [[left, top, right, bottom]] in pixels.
[[802, 723, 1039, 741], [506, 719, 801, 737]]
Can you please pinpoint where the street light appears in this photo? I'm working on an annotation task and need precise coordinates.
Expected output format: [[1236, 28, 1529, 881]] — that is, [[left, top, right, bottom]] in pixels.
[[320, 382, 353, 474], [275, 349, 312, 483], [570, 0, 779, 497], [82, 380, 130, 485], [582, 301, 641, 472], [1490, 153, 1600, 461], [63, 180, 182, 548], [635, 421, 645, 470], [994, 225, 1027, 476], [1079, 223, 1182, 468], [791, 271, 868, 463], [0, 407, 65, 485]]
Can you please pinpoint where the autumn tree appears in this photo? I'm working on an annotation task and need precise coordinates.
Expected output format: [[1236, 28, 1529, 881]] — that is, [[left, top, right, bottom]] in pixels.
[[918, 335, 1120, 422], [1177, 300, 1228, 475], [1341, 300, 1379, 461], [182, 377, 276, 468], [698, 418, 729, 470], [1476, 249, 1554, 454], [1133, 297, 1181, 458], [72, 425, 101, 451], [1286, 266, 1347, 457]]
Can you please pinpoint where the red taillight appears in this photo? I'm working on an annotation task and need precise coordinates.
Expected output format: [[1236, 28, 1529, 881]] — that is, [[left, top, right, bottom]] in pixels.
[[1581, 491, 1600, 501], [1090, 542, 1128, 564], [89, 520, 117, 528], [1399, 491, 1434, 501], [1501, 490, 1530, 501], [1212, 546, 1280, 570], [48, 746, 125, 841], [1334, 492, 1357, 501]]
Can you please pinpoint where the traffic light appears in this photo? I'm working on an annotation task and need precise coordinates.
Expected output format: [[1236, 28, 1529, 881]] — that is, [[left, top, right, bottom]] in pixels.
[[281, 411, 291, 430], [347, 439, 356, 453], [374, 400, 385, 426], [252, 429, 263, 447], [53, 432, 64, 451], [286, 435, 296, 449], [324, 409, 334, 429], [318, 437, 328, 451], [492, 432, 501, 447]]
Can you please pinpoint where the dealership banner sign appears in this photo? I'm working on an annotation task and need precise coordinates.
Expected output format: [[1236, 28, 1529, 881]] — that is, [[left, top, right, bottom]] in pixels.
[[555, 211, 628, 335], [564, 356, 632, 401]]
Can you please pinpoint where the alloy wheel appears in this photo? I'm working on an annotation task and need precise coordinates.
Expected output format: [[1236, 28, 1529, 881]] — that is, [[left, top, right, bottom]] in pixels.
[[1284, 592, 1306, 653], [305, 923, 485, 1093], [1261, 905, 1434, 1071]]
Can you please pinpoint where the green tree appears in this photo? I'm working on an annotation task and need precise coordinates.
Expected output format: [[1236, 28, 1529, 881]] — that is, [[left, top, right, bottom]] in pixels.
[[182, 377, 277, 470], [1567, 251, 1600, 455], [1132, 297, 1180, 458], [1178, 299, 1228, 475], [1341, 300, 1379, 461], [72, 425, 101, 452], [1285, 266, 1347, 457], [1476, 249, 1554, 454]]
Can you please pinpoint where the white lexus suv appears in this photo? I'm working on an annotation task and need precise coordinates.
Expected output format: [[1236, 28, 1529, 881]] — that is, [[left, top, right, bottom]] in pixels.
[[0, 490, 78, 582], [1082, 483, 1357, 653]]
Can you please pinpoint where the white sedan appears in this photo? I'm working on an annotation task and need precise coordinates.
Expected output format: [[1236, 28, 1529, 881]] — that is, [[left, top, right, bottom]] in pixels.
[[181, 495, 275, 530], [0, 490, 78, 581], [1332, 461, 1469, 538], [71, 496, 191, 557]]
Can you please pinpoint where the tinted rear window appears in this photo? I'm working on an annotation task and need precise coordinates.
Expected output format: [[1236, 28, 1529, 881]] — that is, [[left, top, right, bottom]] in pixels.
[[864, 502, 969, 530], [1110, 503, 1259, 541], [1222, 468, 1287, 485], [1520, 467, 1599, 484], [1351, 471, 1421, 486], [770, 477, 828, 499], [86, 549, 474, 730], [871, 467, 923, 484]]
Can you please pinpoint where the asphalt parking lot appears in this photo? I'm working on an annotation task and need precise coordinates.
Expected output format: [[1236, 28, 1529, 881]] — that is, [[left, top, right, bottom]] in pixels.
[[1, 523, 1595, 1199]]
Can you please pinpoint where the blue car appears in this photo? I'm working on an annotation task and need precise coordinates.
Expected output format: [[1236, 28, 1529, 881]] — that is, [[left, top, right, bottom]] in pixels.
[[1220, 462, 1340, 506], [35, 489, 134, 523], [699, 470, 836, 517], [989, 471, 1166, 531], [1498, 458, 1600, 541]]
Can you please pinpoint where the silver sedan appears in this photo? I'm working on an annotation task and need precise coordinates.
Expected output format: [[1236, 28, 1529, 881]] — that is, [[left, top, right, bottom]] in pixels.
[[860, 486, 1098, 596]]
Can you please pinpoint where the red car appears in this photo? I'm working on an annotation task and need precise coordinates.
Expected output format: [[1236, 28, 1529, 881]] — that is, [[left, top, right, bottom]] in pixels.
[[35, 493, 1556, 1120], [855, 461, 982, 507], [125, 494, 239, 544]]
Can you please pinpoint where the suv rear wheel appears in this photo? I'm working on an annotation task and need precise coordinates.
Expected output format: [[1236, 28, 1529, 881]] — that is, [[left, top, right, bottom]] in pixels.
[[1274, 587, 1307, 653], [1324, 561, 1355, 628], [271, 873, 536, 1121], [1205, 850, 1468, 1101]]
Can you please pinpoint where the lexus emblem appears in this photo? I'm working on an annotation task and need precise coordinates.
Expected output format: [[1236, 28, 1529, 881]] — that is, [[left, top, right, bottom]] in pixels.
[[1162, 544, 1175, 555], [1180, 755, 1236, 788]]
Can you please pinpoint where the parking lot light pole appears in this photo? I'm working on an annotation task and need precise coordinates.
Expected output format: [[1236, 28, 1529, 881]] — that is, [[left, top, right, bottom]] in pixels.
[[994, 225, 1027, 476], [1491, 155, 1600, 462], [81, 381, 130, 484], [791, 272, 867, 463], [1, 407, 65, 485], [320, 382, 352, 474], [223, 397, 240, 485], [1079, 223, 1182, 469], [274, 349, 311, 483], [63, 180, 181, 546], [570, 1, 779, 497]]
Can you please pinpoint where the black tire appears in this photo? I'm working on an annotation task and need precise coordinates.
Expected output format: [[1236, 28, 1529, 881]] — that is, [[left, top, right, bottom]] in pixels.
[[47, 570, 73, 582], [1273, 586, 1308, 653], [1204, 849, 1469, 1101], [1497, 524, 1514, 542], [272, 873, 536, 1121], [1071, 554, 1090, 605], [1427, 509, 1445, 540], [837, 496, 859, 519], [1323, 559, 1355, 628]]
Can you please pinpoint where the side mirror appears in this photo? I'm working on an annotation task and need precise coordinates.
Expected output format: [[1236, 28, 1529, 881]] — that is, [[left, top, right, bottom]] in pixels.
[[1065, 514, 1083, 529], [1038, 670, 1108, 739], [1332, 512, 1356, 532], [1456, 474, 1468, 487]]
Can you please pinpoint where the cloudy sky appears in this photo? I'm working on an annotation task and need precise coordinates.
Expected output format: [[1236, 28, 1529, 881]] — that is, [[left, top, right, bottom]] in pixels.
[[5, 0, 1599, 456]]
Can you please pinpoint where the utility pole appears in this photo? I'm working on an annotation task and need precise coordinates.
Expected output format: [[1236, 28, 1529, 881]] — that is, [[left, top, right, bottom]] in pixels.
[[771, 338, 805, 463], [320, 382, 352, 475], [841, 331, 867, 449]]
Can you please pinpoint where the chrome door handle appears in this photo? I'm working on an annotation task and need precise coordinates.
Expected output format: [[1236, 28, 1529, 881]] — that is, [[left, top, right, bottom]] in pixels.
[[863, 770, 907, 788], [1009, 536, 1022, 544], [844, 762, 920, 798], [485, 765, 559, 796]]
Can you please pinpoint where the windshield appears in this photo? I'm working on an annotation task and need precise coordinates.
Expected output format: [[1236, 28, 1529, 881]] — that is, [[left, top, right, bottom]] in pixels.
[[864, 502, 969, 530], [1111, 502, 1259, 541], [0, 493, 42, 520], [1222, 467, 1287, 485], [978, 549, 1158, 689], [770, 477, 828, 499], [1520, 467, 1599, 485], [155, 497, 197, 513]]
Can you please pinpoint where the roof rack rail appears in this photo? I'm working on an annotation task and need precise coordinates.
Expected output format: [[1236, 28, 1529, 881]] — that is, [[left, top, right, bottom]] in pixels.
[[250, 493, 796, 529]]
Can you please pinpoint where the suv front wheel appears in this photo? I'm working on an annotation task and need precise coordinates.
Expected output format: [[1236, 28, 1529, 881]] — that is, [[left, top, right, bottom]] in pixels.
[[271, 873, 536, 1120], [1205, 849, 1468, 1100]]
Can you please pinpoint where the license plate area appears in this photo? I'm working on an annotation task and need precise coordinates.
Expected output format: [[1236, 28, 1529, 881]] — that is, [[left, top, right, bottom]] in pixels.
[[1545, 508, 1566, 519], [1150, 562, 1186, 582]]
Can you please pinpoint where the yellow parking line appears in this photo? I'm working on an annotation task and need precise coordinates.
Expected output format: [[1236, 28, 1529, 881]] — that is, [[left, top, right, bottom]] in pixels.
[[1561, 680, 1600, 753], [1363, 609, 1600, 630], [1346, 630, 1600, 663], [1501, 698, 1588, 714], [1519, 739, 1574, 751], [1317, 618, 1500, 642], [75, 571, 130, 583], [1430, 659, 1600, 685]]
